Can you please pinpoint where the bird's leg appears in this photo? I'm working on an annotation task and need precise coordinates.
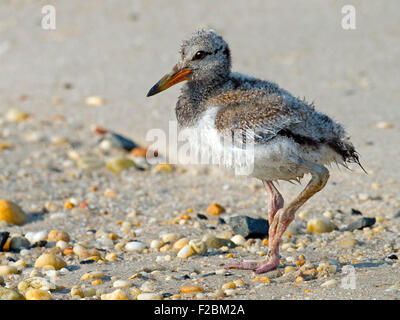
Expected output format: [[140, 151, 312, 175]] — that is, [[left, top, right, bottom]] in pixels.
[[264, 180, 284, 240], [225, 159, 329, 273], [224, 180, 283, 271], [254, 159, 329, 274]]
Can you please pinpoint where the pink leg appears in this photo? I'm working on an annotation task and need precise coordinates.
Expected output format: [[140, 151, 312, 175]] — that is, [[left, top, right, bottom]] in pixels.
[[263, 180, 284, 243], [225, 180, 283, 272], [226, 158, 330, 274]]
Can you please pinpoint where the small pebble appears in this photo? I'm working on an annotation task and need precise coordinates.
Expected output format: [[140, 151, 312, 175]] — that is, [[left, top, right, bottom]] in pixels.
[[25, 231, 47, 244], [99, 139, 113, 151], [345, 217, 376, 231], [18, 277, 57, 292], [228, 215, 269, 238], [231, 235, 246, 245], [140, 281, 155, 292], [129, 287, 141, 298], [321, 279, 338, 288], [101, 289, 130, 300], [284, 266, 297, 274], [351, 209, 363, 216], [5, 108, 29, 122], [56, 240, 68, 251], [106, 158, 135, 174], [81, 271, 105, 280], [0, 231, 9, 250], [282, 243, 295, 251], [85, 96, 104, 106], [72, 244, 87, 257], [322, 211, 333, 219], [84, 288, 97, 297], [296, 255, 306, 267], [137, 293, 163, 300], [0, 200, 28, 225], [307, 218, 337, 234], [370, 183, 381, 190], [64, 201, 74, 209], [25, 289, 52, 300], [376, 121, 393, 129], [0, 287, 25, 300], [106, 252, 118, 262], [121, 221, 133, 231], [221, 282, 236, 290], [107, 132, 138, 151], [189, 239, 207, 254], [131, 147, 148, 158], [181, 286, 203, 294], [9, 236, 30, 251], [215, 269, 227, 275], [34, 253, 67, 270], [70, 286, 84, 298], [206, 202, 225, 215], [113, 280, 131, 288], [12, 259, 27, 268], [150, 239, 164, 249], [91, 279, 102, 286], [234, 279, 245, 287], [0, 142, 13, 150], [0, 265, 19, 276], [203, 236, 236, 249], [173, 238, 189, 251], [316, 262, 337, 275], [177, 244, 194, 259], [98, 236, 114, 247], [358, 193, 370, 201], [251, 276, 271, 283], [47, 230, 70, 243], [125, 241, 146, 252], [161, 233, 178, 243]]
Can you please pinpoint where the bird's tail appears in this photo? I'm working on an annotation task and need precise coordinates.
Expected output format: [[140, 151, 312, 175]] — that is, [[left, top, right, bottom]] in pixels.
[[328, 138, 367, 174]]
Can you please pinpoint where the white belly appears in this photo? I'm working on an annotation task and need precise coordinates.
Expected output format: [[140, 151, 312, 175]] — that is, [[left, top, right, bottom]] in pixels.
[[179, 107, 341, 180]]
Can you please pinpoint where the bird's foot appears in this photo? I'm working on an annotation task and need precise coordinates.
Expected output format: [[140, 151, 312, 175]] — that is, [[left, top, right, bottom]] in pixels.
[[224, 259, 264, 271], [224, 255, 279, 274], [253, 255, 280, 274]]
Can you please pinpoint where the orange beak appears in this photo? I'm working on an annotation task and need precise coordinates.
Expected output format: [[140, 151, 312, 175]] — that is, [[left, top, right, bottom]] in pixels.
[[147, 66, 192, 97]]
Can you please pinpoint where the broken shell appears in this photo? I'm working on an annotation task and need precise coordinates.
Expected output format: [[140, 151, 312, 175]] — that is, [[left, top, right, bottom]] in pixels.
[[177, 244, 194, 259], [189, 239, 207, 254]]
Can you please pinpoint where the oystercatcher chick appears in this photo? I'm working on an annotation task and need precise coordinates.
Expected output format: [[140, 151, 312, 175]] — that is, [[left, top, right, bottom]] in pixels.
[[147, 29, 365, 273]]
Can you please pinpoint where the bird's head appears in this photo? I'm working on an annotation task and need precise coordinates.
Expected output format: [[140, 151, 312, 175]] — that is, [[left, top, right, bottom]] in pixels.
[[147, 29, 231, 97]]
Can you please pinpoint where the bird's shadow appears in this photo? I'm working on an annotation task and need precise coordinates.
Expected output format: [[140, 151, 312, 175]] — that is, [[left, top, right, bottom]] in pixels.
[[25, 208, 48, 224]]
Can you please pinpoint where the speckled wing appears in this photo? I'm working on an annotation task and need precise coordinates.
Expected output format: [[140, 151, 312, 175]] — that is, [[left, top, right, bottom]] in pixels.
[[212, 91, 301, 145]]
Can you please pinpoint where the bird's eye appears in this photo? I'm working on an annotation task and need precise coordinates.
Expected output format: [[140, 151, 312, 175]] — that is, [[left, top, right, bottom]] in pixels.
[[192, 51, 208, 61]]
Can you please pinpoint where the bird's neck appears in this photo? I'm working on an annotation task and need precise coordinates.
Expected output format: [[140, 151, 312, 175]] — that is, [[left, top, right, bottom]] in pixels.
[[188, 73, 229, 97], [176, 74, 229, 128]]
